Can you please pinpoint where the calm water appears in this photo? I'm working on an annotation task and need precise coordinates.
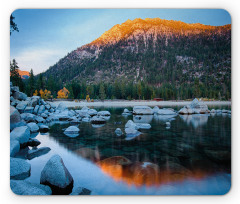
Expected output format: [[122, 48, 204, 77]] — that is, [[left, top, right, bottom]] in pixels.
[[23, 105, 231, 195]]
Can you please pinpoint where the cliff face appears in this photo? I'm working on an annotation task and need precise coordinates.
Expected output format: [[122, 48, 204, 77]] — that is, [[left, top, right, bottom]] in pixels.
[[43, 18, 231, 88]]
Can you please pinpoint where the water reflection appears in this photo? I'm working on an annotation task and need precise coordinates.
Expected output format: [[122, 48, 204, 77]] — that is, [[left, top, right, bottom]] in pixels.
[[133, 115, 153, 123], [30, 106, 231, 194], [179, 114, 209, 128]]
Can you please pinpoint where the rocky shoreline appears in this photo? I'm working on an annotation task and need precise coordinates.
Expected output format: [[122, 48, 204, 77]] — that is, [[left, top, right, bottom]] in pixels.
[[10, 82, 231, 195]]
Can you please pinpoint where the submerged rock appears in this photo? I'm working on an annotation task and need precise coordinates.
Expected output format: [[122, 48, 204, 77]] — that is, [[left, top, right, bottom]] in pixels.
[[40, 154, 74, 195], [10, 180, 52, 195], [125, 128, 141, 140], [27, 147, 51, 160], [133, 106, 153, 115], [70, 187, 91, 195], [10, 157, 31, 180], [90, 116, 106, 124], [115, 128, 123, 136]]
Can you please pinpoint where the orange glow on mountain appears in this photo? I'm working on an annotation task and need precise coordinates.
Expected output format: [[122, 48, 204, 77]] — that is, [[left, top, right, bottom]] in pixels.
[[10, 69, 30, 79], [89, 18, 231, 46]]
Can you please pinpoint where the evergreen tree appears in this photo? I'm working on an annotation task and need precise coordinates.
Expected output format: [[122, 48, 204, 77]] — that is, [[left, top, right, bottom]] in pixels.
[[137, 81, 142, 99], [99, 83, 106, 101], [28, 69, 35, 96]]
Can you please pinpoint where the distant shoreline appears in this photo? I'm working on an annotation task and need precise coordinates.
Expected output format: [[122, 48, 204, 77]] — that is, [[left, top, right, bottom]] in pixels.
[[49, 100, 231, 108]]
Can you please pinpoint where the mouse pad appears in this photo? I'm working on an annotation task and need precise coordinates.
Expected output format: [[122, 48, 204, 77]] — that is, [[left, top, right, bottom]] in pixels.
[[10, 9, 231, 195]]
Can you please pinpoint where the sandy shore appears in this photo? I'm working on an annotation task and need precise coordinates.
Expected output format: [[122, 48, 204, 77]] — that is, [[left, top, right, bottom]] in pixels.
[[49, 100, 231, 108]]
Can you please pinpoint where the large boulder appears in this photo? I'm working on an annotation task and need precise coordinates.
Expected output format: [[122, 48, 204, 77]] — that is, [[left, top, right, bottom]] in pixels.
[[10, 180, 52, 195], [10, 157, 31, 180], [153, 106, 160, 114], [133, 106, 153, 115], [26, 138, 41, 147], [38, 105, 45, 114], [16, 101, 29, 113], [27, 147, 51, 160], [88, 109, 98, 116], [10, 106, 23, 130], [10, 126, 30, 145], [27, 122, 39, 133], [10, 139, 20, 157], [56, 102, 68, 112], [30, 96, 40, 107], [24, 107, 34, 114], [122, 108, 132, 116], [40, 154, 74, 195], [24, 113, 36, 123], [179, 98, 209, 115], [157, 108, 176, 115], [64, 126, 79, 137], [125, 120, 138, 130], [90, 116, 106, 124], [33, 105, 39, 114], [35, 116, 45, 123], [18, 92, 28, 101]]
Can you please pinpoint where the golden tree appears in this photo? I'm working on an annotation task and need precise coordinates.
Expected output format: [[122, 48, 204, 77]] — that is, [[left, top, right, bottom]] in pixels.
[[33, 90, 38, 96], [39, 89, 51, 100], [57, 87, 69, 99]]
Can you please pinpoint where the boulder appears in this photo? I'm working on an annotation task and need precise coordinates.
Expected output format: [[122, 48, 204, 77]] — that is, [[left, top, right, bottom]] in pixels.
[[26, 138, 41, 147], [166, 122, 171, 127], [125, 120, 138, 130], [16, 101, 29, 113], [70, 187, 91, 195], [88, 109, 98, 116], [98, 111, 111, 116], [18, 92, 27, 101], [10, 157, 31, 180], [41, 113, 48, 119], [38, 105, 45, 114], [157, 108, 176, 115], [115, 128, 123, 136], [27, 122, 39, 133], [10, 106, 22, 130], [133, 106, 153, 115], [27, 147, 51, 160], [122, 108, 132, 115], [82, 117, 90, 122], [90, 116, 106, 124], [10, 180, 52, 195], [64, 126, 79, 135], [30, 96, 40, 107], [35, 116, 45, 123], [125, 128, 141, 139], [10, 139, 20, 157], [24, 113, 36, 123], [153, 106, 160, 114], [40, 154, 74, 195], [10, 126, 30, 145], [11, 86, 19, 92], [45, 104, 51, 110], [39, 125, 49, 132], [56, 102, 68, 111], [24, 107, 34, 114], [135, 123, 151, 129], [33, 105, 39, 114]]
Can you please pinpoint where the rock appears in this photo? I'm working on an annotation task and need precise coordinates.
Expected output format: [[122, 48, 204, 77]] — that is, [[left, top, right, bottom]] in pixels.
[[24, 107, 34, 113], [122, 108, 132, 115], [64, 126, 79, 135], [39, 125, 49, 132], [82, 117, 90, 122], [125, 120, 138, 129], [11, 86, 19, 92], [98, 111, 111, 116], [45, 104, 51, 110], [27, 147, 51, 160], [10, 180, 52, 195], [115, 128, 123, 136], [166, 122, 171, 127], [88, 109, 98, 116], [125, 128, 141, 139], [33, 105, 39, 114], [56, 102, 68, 111], [133, 106, 153, 115], [41, 113, 48, 119], [16, 101, 29, 113], [90, 116, 106, 124], [70, 187, 91, 195], [18, 92, 27, 101], [210, 109, 216, 113], [222, 109, 228, 114], [38, 105, 45, 114], [10, 139, 20, 157], [27, 122, 39, 133], [135, 123, 151, 129], [81, 106, 89, 112], [10, 126, 30, 145], [157, 108, 176, 115], [133, 115, 153, 123], [26, 138, 41, 147], [153, 106, 160, 114], [24, 113, 36, 123], [179, 98, 209, 115], [30, 96, 40, 106], [10, 157, 31, 180], [35, 116, 45, 123], [10, 106, 22, 130], [40, 154, 74, 195]]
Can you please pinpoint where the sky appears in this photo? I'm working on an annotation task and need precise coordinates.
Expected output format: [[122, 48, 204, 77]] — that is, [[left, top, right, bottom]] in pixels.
[[10, 9, 231, 74]]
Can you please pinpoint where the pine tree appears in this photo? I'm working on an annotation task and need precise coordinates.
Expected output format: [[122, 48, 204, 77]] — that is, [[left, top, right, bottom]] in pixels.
[[137, 81, 142, 100], [28, 69, 35, 96], [99, 83, 106, 101]]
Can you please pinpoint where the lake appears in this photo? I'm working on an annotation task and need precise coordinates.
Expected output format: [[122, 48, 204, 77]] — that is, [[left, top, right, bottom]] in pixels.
[[23, 105, 231, 195]]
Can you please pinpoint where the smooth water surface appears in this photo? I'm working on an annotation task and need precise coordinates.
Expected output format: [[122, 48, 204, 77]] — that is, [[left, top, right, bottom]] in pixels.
[[23, 105, 231, 195]]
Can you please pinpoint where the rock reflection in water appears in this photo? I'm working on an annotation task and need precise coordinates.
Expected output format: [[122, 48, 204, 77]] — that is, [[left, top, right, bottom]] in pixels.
[[153, 114, 177, 123], [133, 115, 153, 123], [180, 114, 209, 128]]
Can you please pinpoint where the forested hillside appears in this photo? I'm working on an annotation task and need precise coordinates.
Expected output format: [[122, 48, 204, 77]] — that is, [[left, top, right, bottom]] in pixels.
[[33, 18, 231, 100]]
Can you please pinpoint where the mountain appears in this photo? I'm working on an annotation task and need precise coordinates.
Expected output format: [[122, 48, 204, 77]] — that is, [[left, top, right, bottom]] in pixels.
[[42, 18, 231, 100], [18, 70, 30, 79]]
